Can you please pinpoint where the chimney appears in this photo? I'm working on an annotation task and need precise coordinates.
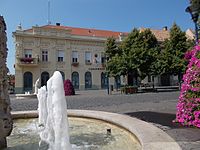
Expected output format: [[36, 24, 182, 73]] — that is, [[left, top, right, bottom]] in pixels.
[[163, 26, 167, 31], [17, 23, 22, 31], [56, 23, 60, 26]]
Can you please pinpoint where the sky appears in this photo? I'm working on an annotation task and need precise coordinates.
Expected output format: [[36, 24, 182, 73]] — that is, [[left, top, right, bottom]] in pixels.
[[0, 0, 194, 74]]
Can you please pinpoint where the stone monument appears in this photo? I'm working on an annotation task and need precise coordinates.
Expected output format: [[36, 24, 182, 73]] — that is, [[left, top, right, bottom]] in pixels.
[[0, 16, 13, 148]]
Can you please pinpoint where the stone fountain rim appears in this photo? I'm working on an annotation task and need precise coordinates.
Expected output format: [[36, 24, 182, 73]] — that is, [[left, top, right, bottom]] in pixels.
[[11, 110, 181, 150]]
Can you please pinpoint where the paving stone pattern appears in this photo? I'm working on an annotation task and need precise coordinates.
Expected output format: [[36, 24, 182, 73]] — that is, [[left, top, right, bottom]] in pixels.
[[10, 90, 200, 150]]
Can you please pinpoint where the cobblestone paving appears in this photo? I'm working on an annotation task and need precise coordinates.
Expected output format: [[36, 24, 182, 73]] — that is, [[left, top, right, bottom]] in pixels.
[[10, 90, 200, 150]]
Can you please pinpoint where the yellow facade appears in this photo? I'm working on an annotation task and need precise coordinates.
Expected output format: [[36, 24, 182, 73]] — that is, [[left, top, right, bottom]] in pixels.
[[13, 24, 194, 94], [13, 25, 120, 93]]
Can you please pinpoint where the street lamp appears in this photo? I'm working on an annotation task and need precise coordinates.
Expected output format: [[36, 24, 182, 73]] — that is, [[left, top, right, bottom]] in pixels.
[[185, 1, 200, 45], [106, 56, 110, 95]]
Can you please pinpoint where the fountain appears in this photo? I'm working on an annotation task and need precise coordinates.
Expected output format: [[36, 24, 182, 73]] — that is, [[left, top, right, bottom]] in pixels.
[[37, 71, 71, 150], [16, 92, 37, 99], [0, 16, 13, 149], [15, 78, 39, 99], [6, 71, 181, 150]]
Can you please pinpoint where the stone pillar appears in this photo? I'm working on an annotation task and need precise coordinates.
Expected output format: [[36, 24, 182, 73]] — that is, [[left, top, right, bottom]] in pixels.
[[0, 16, 13, 149]]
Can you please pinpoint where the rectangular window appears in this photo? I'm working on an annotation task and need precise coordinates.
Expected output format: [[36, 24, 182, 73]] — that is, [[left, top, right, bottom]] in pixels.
[[101, 53, 106, 64], [24, 49, 32, 58], [101, 57, 106, 64], [72, 51, 78, 63], [42, 50, 48, 62], [57, 50, 64, 62], [85, 52, 91, 63]]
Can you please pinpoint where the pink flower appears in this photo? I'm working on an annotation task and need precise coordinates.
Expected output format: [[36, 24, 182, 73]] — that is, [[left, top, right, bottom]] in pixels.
[[175, 45, 200, 128], [184, 50, 193, 60]]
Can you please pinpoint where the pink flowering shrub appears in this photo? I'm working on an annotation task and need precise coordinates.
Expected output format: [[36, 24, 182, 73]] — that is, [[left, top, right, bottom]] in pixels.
[[64, 79, 75, 96], [175, 45, 200, 128], [184, 50, 194, 60]]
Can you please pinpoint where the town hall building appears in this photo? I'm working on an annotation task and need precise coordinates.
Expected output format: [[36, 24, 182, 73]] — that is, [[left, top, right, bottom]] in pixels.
[[13, 23, 194, 94]]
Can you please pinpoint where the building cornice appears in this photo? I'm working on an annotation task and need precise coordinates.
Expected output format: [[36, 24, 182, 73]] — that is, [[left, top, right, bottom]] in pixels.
[[13, 31, 113, 43]]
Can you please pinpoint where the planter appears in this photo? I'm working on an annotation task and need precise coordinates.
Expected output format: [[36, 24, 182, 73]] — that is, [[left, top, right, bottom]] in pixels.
[[20, 58, 34, 63], [72, 62, 79, 67], [121, 86, 138, 94]]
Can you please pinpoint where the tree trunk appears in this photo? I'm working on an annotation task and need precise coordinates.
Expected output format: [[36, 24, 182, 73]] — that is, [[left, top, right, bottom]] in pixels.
[[152, 75, 155, 89]]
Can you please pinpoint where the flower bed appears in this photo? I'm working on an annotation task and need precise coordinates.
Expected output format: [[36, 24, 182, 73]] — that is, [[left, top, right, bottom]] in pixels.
[[121, 86, 138, 94], [175, 45, 200, 128], [20, 58, 34, 63], [64, 79, 75, 96]]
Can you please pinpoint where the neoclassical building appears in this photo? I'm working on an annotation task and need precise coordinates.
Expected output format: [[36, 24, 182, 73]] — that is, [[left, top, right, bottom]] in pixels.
[[13, 24, 128, 93], [13, 24, 194, 93]]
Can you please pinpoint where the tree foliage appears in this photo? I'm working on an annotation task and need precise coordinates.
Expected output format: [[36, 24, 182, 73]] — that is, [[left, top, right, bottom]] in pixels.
[[136, 29, 159, 79], [105, 28, 159, 81], [105, 24, 193, 86], [105, 37, 124, 78], [156, 23, 188, 78], [105, 37, 120, 59]]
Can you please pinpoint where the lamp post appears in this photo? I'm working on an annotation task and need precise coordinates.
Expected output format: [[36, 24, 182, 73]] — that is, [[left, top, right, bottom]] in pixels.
[[185, 1, 200, 45], [106, 73, 110, 95], [106, 56, 110, 95]]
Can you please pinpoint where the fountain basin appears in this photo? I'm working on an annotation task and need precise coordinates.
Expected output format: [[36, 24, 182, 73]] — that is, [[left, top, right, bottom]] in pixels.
[[15, 94, 37, 99], [9, 110, 181, 150]]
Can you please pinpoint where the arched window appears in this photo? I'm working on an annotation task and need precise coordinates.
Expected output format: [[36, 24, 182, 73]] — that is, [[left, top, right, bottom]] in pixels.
[[72, 72, 79, 89], [23, 72, 33, 92], [101, 72, 108, 89], [41, 71, 50, 86], [85, 71, 92, 89], [60, 71, 65, 81]]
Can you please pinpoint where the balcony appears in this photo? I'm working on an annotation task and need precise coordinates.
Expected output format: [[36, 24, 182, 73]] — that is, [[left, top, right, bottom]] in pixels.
[[17, 57, 39, 67], [72, 62, 79, 67]]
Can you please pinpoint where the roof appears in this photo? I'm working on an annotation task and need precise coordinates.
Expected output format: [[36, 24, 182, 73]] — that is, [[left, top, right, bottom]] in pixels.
[[185, 28, 195, 40], [24, 24, 177, 42], [140, 28, 170, 41], [28, 25, 129, 39]]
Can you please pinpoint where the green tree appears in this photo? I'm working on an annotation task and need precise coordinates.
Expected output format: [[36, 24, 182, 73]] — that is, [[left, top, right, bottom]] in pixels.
[[120, 28, 141, 85], [105, 28, 159, 86], [105, 37, 121, 77], [105, 37, 119, 59], [137, 29, 159, 80], [186, 39, 195, 49], [157, 23, 188, 86]]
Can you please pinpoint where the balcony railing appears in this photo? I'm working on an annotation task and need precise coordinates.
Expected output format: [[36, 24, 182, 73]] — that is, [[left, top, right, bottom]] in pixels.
[[72, 62, 79, 67], [17, 57, 39, 66]]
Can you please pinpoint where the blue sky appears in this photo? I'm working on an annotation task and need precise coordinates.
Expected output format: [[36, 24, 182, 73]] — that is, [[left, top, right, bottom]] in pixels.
[[0, 0, 193, 74]]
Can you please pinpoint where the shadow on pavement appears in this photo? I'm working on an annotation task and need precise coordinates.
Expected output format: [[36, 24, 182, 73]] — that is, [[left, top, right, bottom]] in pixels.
[[125, 111, 183, 128], [125, 111, 200, 150]]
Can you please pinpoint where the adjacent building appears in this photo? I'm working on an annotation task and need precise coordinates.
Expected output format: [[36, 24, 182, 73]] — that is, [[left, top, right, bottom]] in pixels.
[[13, 24, 194, 94]]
